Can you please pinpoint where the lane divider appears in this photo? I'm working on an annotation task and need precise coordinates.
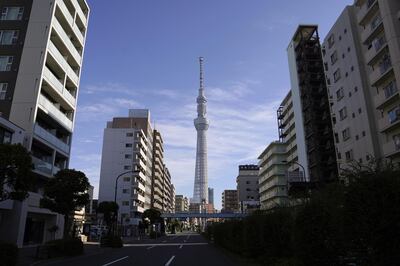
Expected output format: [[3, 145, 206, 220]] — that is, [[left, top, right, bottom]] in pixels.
[[165, 255, 175, 266], [147, 246, 155, 250], [102, 256, 129, 266], [179, 245, 183, 249], [124, 242, 208, 247]]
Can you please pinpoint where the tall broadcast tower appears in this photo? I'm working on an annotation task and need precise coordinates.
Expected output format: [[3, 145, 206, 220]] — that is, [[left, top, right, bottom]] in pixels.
[[193, 57, 209, 204]]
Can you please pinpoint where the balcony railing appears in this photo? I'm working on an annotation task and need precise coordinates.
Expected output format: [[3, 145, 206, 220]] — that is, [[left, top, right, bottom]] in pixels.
[[38, 94, 73, 131], [32, 156, 53, 175], [361, 14, 383, 43], [48, 41, 79, 86], [71, 0, 88, 26], [34, 123, 70, 154], [52, 18, 82, 65]]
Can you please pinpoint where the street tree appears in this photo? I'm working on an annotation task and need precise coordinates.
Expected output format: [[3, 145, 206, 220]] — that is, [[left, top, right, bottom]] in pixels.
[[40, 169, 90, 238], [142, 208, 162, 225], [97, 201, 119, 229], [0, 143, 34, 202]]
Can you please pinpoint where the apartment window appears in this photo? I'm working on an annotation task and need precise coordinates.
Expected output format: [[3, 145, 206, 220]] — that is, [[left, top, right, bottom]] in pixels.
[[344, 28, 347, 34], [371, 15, 382, 31], [0, 30, 19, 45], [342, 53, 345, 59], [362, 131, 366, 137], [0, 83, 7, 100], [349, 92, 352, 97], [122, 201, 129, 206], [358, 108, 362, 114], [124, 165, 132, 170], [123, 177, 130, 182], [345, 150, 354, 162], [0, 7, 24, 20], [339, 107, 347, 120], [125, 154, 132, 159], [330, 51, 338, 65], [354, 86, 358, 92], [339, 35, 342, 41], [337, 152, 342, 160], [333, 69, 341, 82], [379, 54, 392, 74], [0, 128, 12, 144], [334, 133, 339, 143], [351, 66, 354, 72], [383, 80, 398, 99], [0, 56, 13, 71], [125, 143, 133, 148], [246, 181, 250, 184], [352, 113, 355, 118], [342, 128, 351, 141], [126, 132, 133, 137], [355, 135, 359, 140], [388, 106, 400, 124], [394, 134, 400, 151], [122, 189, 129, 194], [336, 87, 344, 101], [332, 116, 336, 125], [328, 34, 335, 48], [324, 62, 328, 71]]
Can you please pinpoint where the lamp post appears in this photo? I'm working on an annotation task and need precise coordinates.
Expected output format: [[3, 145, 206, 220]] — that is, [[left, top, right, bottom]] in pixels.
[[282, 160, 306, 182]]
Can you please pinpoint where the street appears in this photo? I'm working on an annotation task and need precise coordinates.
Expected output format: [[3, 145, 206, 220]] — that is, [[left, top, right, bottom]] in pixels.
[[34, 232, 240, 266]]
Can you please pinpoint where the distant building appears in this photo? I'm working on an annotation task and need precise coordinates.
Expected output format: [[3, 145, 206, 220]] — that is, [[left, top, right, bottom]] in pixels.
[[208, 187, 214, 205], [222, 190, 238, 213], [175, 195, 189, 212], [236, 165, 260, 212]]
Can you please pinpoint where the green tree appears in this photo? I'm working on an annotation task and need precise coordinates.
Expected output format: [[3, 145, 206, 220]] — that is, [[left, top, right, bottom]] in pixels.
[[97, 201, 119, 233], [40, 169, 90, 238], [0, 144, 34, 202], [142, 208, 162, 225]]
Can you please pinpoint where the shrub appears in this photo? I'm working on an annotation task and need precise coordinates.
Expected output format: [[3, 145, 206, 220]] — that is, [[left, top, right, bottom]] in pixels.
[[45, 238, 83, 258], [0, 242, 18, 266], [100, 236, 123, 248]]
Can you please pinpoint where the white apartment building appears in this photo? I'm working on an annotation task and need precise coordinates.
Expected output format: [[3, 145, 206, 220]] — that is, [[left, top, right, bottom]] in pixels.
[[322, 5, 381, 171], [99, 110, 154, 228], [0, 0, 89, 247], [354, 0, 400, 165], [236, 164, 260, 212]]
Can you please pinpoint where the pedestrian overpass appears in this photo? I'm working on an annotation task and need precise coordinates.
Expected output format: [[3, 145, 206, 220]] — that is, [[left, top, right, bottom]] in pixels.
[[161, 212, 247, 219]]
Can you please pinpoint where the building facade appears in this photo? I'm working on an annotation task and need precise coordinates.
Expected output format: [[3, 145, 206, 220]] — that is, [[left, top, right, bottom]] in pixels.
[[287, 25, 338, 183], [175, 195, 189, 213], [99, 110, 154, 227], [208, 187, 214, 206], [236, 165, 260, 212], [0, 0, 89, 247], [221, 190, 238, 213]]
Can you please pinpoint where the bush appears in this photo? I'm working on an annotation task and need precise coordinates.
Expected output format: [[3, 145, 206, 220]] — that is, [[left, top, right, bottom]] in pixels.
[[45, 238, 83, 258], [100, 236, 123, 248], [0, 242, 18, 266]]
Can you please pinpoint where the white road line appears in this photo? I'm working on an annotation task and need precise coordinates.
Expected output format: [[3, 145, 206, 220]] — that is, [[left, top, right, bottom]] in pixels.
[[162, 240, 167, 243], [147, 246, 155, 250], [165, 255, 175, 266], [102, 256, 129, 266], [179, 245, 183, 249], [183, 240, 187, 242], [124, 242, 208, 247], [186, 235, 190, 240]]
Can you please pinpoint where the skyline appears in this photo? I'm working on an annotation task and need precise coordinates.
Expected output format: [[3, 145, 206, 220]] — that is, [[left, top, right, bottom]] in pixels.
[[70, 0, 353, 209]]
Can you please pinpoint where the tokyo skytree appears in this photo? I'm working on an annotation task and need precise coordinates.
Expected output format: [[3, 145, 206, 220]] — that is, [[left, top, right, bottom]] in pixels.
[[192, 57, 209, 204]]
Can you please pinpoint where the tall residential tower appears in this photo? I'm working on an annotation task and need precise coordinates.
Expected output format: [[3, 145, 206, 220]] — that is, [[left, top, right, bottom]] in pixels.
[[193, 57, 209, 204]]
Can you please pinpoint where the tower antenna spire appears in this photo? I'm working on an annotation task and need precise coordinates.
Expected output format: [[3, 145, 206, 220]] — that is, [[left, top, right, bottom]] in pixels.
[[199, 57, 204, 91]]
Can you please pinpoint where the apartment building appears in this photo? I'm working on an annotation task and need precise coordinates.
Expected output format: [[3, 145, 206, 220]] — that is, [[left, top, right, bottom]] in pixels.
[[221, 190, 238, 213], [0, 0, 89, 247], [175, 195, 189, 212], [353, 0, 400, 165], [236, 164, 260, 212], [287, 25, 338, 183], [322, 6, 382, 171], [208, 187, 214, 206], [162, 166, 174, 213], [99, 109, 154, 228]]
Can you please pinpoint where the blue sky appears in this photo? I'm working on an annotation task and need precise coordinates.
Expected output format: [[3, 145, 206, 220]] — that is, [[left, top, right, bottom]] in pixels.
[[70, 0, 353, 209]]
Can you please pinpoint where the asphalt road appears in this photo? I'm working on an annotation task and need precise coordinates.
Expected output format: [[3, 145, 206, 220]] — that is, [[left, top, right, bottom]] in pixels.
[[36, 232, 240, 266]]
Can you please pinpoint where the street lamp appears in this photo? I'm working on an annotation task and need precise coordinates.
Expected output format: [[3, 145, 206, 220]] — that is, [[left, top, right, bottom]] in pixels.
[[114, 170, 139, 203], [282, 160, 306, 182]]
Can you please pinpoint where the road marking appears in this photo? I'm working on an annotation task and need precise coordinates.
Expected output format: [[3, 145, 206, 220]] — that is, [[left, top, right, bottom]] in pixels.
[[162, 240, 167, 243], [186, 235, 190, 240], [147, 246, 155, 250], [165, 255, 175, 266], [124, 242, 208, 247], [183, 240, 187, 242], [102, 256, 129, 266], [179, 245, 183, 249]]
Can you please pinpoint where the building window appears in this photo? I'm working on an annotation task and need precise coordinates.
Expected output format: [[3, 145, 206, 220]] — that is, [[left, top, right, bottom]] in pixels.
[[345, 150, 353, 162], [358, 108, 362, 114], [348, 47, 351, 52], [394, 134, 400, 151], [336, 87, 344, 101], [122, 201, 129, 206], [355, 135, 359, 140], [334, 133, 339, 143], [0, 56, 13, 71], [125, 143, 133, 148], [352, 113, 355, 118], [246, 181, 250, 184], [383, 80, 398, 99], [1, 7, 24, 20], [337, 152, 341, 160], [124, 165, 132, 170], [342, 128, 351, 141], [344, 28, 347, 34], [126, 132, 133, 137], [349, 92, 352, 97], [334, 69, 341, 82], [328, 34, 335, 48], [388, 106, 400, 124], [122, 189, 129, 194], [0, 83, 7, 100], [339, 107, 347, 120], [355, 86, 358, 92], [0, 30, 19, 45], [351, 66, 354, 72], [123, 177, 130, 182], [0, 128, 12, 144], [362, 131, 366, 137], [330, 51, 338, 65], [125, 154, 132, 159]]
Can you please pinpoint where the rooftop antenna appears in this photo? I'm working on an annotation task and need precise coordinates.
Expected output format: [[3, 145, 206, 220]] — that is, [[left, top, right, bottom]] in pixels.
[[199, 57, 204, 92]]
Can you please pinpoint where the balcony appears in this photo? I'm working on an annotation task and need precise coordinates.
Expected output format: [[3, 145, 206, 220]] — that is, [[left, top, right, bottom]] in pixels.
[[131, 205, 144, 213], [133, 181, 145, 192], [71, 0, 89, 27], [34, 123, 70, 154], [379, 113, 400, 133], [383, 141, 400, 158], [52, 18, 82, 65], [134, 158, 146, 170], [361, 15, 383, 44], [365, 36, 387, 65], [375, 82, 399, 110], [32, 156, 53, 176], [48, 41, 79, 86], [357, 0, 378, 25], [56, 0, 74, 26], [370, 57, 393, 86], [132, 193, 145, 203], [42, 67, 76, 108], [38, 94, 73, 132]]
